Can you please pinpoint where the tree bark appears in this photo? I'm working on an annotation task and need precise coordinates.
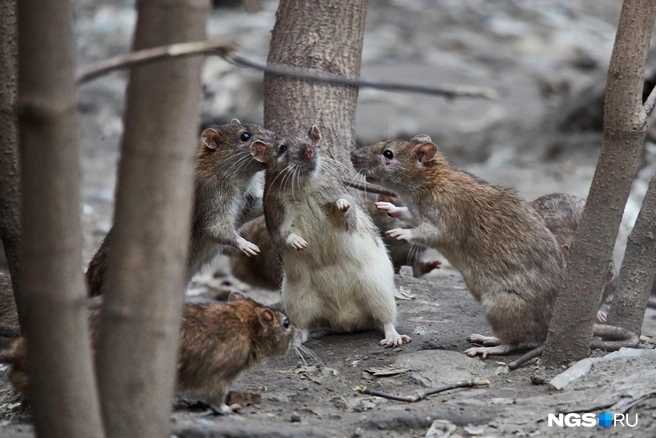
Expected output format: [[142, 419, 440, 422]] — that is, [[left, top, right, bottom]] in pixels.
[[94, 0, 209, 436], [543, 0, 656, 366], [263, 0, 368, 165], [16, 0, 104, 436], [606, 174, 656, 334], [0, 0, 21, 307]]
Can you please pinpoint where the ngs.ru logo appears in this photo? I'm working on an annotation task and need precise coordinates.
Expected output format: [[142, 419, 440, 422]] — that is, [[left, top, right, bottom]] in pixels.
[[547, 412, 638, 428]]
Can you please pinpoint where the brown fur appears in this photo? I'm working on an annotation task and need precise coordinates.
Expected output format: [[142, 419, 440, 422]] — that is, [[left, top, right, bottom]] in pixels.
[[351, 136, 565, 346], [530, 193, 617, 303], [86, 120, 281, 296], [229, 216, 282, 291], [1, 292, 299, 407]]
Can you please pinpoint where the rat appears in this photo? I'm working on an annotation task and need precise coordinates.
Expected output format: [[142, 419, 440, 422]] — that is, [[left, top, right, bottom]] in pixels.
[[0, 291, 301, 414], [86, 119, 281, 296], [250, 126, 411, 347], [229, 216, 282, 291], [351, 134, 597, 357], [366, 194, 442, 278]]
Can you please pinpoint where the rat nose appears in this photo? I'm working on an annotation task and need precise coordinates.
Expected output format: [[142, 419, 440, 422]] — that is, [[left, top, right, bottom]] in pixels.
[[301, 144, 314, 159]]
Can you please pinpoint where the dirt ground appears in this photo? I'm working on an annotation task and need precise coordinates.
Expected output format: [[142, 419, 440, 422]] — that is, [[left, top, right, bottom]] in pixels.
[[2, 0, 656, 436], [1, 269, 655, 437]]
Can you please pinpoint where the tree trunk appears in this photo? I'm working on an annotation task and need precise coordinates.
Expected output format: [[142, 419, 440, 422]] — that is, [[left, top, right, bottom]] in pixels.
[[606, 174, 656, 334], [94, 0, 209, 436], [543, 0, 656, 366], [263, 0, 368, 165], [0, 0, 21, 307], [16, 0, 105, 436]]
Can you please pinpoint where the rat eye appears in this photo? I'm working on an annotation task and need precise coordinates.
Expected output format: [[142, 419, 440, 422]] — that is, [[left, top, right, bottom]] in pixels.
[[383, 150, 394, 159], [283, 317, 290, 328], [240, 132, 252, 141], [279, 145, 288, 153]]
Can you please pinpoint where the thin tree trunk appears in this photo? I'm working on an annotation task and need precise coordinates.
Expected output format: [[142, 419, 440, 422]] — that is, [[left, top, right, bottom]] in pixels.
[[606, 175, 656, 334], [263, 0, 368, 165], [94, 0, 209, 436], [0, 0, 21, 309], [544, 0, 656, 366], [16, 0, 105, 435]]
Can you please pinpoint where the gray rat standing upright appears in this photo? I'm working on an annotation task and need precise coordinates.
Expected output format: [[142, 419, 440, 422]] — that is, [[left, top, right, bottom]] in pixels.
[[251, 126, 411, 347], [86, 120, 280, 296]]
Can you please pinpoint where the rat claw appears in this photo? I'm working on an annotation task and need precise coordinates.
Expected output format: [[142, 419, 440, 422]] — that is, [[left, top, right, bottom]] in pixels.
[[287, 233, 308, 250], [336, 198, 350, 212], [237, 238, 260, 257], [386, 228, 412, 241]]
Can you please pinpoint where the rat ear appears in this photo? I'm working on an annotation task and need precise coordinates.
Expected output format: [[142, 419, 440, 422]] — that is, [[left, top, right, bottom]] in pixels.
[[561, 244, 570, 259], [259, 309, 274, 327], [415, 142, 437, 164], [228, 291, 247, 302], [230, 118, 242, 126], [412, 134, 432, 143], [250, 140, 268, 162], [308, 125, 321, 142], [201, 128, 220, 150]]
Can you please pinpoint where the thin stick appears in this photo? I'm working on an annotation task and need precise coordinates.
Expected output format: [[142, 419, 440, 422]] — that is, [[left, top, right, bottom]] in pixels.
[[355, 379, 489, 403], [508, 324, 639, 370], [230, 55, 499, 100], [76, 40, 499, 100], [644, 85, 656, 116], [509, 346, 544, 370], [76, 41, 237, 84]]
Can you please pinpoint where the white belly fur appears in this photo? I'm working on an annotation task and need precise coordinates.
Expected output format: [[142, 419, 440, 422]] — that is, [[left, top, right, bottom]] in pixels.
[[281, 195, 397, 332]]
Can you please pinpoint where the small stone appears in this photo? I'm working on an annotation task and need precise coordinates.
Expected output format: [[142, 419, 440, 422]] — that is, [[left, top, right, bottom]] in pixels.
[[290, 412, 301, 422]]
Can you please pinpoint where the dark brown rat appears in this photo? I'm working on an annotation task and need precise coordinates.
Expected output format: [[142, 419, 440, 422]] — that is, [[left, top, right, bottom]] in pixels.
[[86, 120, 281, 296], [1, 291, 301, 413], [351, 135, 567, 357], [229, 216, 282, 291], [251, 127, 410, 347]]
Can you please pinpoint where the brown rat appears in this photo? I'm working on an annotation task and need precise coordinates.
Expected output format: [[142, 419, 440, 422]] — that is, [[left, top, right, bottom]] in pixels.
[[1, 291, 301, 414], [229, 216, 282, 291], [86, 120, 281, 296], [529, 193, 616, 322], [351, 135, 568, 357], [366, 194, 442, 278], [251, 126, 411, 347]]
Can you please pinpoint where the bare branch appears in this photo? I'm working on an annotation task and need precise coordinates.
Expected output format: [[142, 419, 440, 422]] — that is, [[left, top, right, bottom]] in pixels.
[[644, 85, 656, 116], [342, 179, 399, 197], [355, 379, 489, 403], [76, 40, 236, 84], [232, 54, 499, 100], [510, 324, 639, 370], [75, 40, 499, 100]]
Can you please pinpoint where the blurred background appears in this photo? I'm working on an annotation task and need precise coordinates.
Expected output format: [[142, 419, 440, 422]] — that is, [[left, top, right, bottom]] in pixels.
[[31, 0, 656, 277]]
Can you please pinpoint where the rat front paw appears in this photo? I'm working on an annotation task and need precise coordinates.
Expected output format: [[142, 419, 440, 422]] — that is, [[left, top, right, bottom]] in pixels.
[[236, 237, 260, 257], [386, 228, 413, 241], [380, 334, 412, 348], [286, 233, 308, 250], [375, 201, 402, 217], [335, 198, 350, 212]]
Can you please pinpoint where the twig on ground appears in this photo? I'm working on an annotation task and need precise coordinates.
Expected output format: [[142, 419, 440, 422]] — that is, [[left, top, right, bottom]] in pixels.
[[508, 324, 640, 370], [76, 40, 499, 100], [355, 379, 489, 403]]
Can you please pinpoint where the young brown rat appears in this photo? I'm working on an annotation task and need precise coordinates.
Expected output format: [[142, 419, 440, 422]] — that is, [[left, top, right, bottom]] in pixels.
[[86, 120, 280, 296], [351, 135, 570, 357], [1, 291, 301, 414], [251, 127, 411, 347]]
